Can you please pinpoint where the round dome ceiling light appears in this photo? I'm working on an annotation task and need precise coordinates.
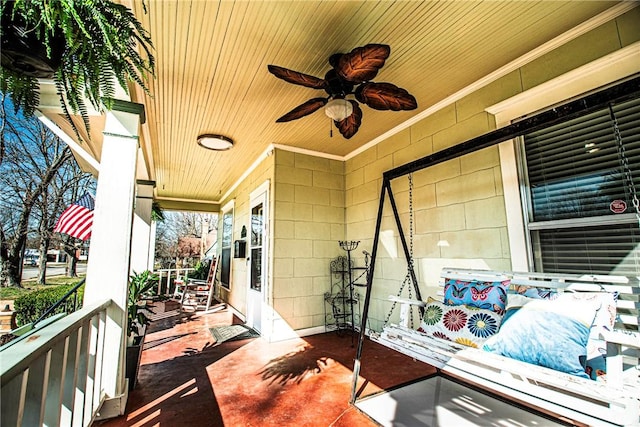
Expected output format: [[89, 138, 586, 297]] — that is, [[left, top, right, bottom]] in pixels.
[[197, 134, 233, 151]]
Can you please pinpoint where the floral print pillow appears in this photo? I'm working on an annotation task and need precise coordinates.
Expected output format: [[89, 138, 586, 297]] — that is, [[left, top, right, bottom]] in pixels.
[[418, 298, 503, 348], [443, 278, 509, 314]]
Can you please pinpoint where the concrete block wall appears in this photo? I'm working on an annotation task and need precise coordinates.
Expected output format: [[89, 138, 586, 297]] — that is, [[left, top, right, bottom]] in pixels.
[[346, 110, 512, 331], [215, 7, 639, 336], [218, 154, 274, 317], [345, 7, 640, 332], [272, 149, 345, 333]]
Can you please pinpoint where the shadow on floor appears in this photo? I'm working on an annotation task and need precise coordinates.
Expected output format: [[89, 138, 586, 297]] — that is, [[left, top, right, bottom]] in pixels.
[[142, 332, 198, 350], [99, 310, 436, 427], [260, 343, 330, 385], [109, 338, 257, 426]]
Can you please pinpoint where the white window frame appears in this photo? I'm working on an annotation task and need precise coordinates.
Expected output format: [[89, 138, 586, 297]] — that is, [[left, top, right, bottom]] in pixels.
[[488, 43, 640, 270]]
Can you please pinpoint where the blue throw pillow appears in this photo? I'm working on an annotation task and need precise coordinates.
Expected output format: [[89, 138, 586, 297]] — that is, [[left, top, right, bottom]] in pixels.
[[483, 294, 599, 379], [511, 285, 558, 300], [443, 278, 509, 314]]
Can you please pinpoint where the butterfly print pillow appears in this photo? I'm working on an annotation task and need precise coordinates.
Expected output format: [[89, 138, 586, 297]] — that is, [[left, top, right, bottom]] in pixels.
[[443, 278, 509, 314]]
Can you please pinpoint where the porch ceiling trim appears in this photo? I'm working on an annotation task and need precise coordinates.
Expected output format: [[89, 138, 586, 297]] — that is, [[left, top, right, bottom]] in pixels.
[[220, 144, 275, 203], [36, 112, 101, 174], [487, 41, 640, 125], [155, 198, 220, 213], [271, 143, 344, 162]]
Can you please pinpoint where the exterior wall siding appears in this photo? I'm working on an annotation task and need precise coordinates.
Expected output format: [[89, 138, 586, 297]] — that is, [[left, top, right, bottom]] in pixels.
[[220, 7, 639, 336], [218, 154, 275, 318], [272, 150, 345, 334], [345, 9, 639, 332]]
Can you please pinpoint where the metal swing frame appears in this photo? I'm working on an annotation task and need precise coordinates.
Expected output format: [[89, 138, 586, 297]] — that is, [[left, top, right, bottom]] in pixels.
[[349, 75, 640, 404]]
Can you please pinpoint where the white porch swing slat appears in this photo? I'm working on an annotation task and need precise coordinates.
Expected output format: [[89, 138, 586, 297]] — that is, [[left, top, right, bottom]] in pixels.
[[373, 268, 640, 427]]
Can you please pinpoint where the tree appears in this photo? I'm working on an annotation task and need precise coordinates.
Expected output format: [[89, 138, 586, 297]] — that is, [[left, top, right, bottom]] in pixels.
[[154, 212, 217, 268], [0, 94, 90, 287], [32, 167, 94, 282]]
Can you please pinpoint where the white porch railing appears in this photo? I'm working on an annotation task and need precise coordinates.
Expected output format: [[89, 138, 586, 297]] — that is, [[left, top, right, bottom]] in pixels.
[[1, 299, 114, 427], [154, 268, 194, 296]]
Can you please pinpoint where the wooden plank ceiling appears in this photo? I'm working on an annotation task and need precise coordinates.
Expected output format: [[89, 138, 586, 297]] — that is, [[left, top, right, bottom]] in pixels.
[[53, 1, 623, 210]]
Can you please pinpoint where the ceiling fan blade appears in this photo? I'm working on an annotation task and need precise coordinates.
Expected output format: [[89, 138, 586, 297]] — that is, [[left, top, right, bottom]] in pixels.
[[276, 97, 328, 122], [335, 101, 362, 139], [268, 65, 326, 89], [336, 44, 390, 83], [355, 82, 417, 111]]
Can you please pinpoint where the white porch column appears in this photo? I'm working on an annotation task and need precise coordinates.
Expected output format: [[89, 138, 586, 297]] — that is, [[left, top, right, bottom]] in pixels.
[[148, 221, 157, 271], [84, 103, 144, 400], [130, 180, 155, 273]]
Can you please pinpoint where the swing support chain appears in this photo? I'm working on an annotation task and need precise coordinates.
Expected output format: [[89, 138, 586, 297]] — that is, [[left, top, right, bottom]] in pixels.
[[382, 174, 417, 329], [609, 103, 640, 225]]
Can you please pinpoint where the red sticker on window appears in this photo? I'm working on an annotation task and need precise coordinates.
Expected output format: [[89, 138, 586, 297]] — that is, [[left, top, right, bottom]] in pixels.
[[610, 200, 627, 214]]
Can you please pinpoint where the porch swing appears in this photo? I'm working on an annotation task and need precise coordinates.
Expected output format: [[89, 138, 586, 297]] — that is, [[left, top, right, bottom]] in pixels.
[[350, 77, 640, 426]]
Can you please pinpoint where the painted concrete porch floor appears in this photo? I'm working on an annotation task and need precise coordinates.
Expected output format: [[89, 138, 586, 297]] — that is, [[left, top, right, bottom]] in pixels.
[[97, 306, 437, 427]]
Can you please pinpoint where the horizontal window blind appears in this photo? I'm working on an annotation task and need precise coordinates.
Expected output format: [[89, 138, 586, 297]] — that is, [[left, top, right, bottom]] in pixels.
[[521, 88, 640, 276], [534, 223, 640, 276], [524, 97, 640, 221]]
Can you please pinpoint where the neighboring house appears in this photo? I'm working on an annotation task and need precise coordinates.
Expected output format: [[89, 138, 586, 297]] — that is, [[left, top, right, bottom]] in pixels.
[[22, 249, 68, 265], [176, 231, 217, 266], [176, 236, 201, 263], [46, 249, 67, 264], [23, 249, 39, 266]]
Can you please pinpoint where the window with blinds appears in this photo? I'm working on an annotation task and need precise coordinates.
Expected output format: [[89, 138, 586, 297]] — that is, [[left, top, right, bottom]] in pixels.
[[220, 208, 233, 288], [535, 224, 640, 276], [521, 92, 640, 276]]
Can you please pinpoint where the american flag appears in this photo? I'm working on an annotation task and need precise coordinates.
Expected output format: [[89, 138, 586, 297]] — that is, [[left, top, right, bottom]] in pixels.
[[53, 193, 95, 241]]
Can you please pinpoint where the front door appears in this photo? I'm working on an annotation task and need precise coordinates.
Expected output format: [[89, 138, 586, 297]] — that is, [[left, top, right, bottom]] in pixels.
[[247, 181, 269, 332]]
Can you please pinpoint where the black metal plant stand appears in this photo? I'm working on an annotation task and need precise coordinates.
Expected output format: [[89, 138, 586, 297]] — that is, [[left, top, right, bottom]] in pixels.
[[325, 256, 350, 335], [324, 241, 369, 346], [340, 240, 358, 338]]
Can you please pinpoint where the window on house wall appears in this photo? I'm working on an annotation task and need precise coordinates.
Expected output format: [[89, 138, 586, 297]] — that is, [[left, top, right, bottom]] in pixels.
[[220, 207, 233, 288], [519, 92, 640, 276], [250, 202, 263, 291]]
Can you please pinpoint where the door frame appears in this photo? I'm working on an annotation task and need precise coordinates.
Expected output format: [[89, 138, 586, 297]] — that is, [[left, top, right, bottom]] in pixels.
[[247, 180, 270, 333]]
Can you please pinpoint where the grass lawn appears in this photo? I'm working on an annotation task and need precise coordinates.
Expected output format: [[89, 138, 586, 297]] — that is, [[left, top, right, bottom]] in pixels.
[[0, 275, 86, 300]]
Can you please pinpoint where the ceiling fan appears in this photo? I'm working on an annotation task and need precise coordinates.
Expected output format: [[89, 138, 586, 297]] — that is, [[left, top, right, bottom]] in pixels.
[[268, 44, 417, 139]]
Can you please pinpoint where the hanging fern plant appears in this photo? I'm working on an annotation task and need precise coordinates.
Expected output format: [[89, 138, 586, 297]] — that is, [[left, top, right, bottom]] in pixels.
[[0, 0, 155, 140], [151, 201, 165, 222]]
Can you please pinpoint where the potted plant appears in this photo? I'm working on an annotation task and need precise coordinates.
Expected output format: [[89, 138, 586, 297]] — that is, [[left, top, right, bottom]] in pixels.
[[126, 269, 157, 390], [188, 258, 211, 281], [0, 0, 154, 139]]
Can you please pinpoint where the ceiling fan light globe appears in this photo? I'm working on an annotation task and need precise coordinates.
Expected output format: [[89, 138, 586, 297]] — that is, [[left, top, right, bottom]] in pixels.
[[325, 98, 353, 121]]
